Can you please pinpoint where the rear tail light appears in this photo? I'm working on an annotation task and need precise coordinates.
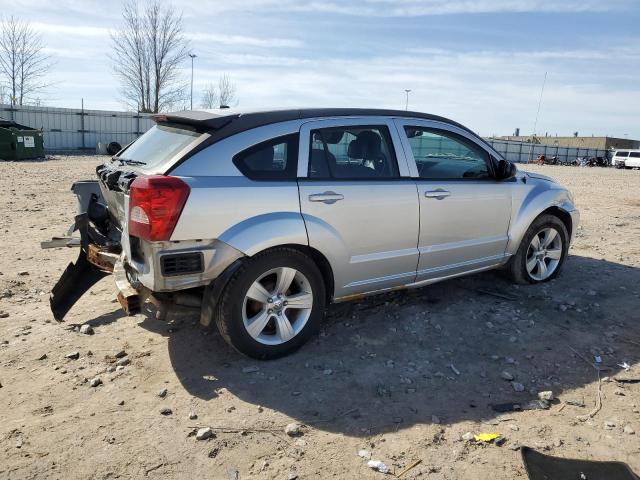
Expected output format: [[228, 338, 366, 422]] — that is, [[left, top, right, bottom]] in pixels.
[[128, 175, 190, 241]]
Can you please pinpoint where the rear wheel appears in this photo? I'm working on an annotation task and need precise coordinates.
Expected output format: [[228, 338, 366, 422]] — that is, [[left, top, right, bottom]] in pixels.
[[214, 248, 325, 359], [505, 214, 569, 284]]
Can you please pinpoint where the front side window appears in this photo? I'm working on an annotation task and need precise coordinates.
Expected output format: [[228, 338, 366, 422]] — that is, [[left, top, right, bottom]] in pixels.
[[233, 134, 299, 180], [616, 151, 629, 157], [404, 127, 490, 180], [308, 125, 399, 179]]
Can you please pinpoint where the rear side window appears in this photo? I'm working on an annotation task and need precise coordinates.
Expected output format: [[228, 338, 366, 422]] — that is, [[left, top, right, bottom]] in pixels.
[[308, 125, 399, 179], [616, 151, 629, 157], [629, 152, 640, 158], [233, 134, 299, 180]]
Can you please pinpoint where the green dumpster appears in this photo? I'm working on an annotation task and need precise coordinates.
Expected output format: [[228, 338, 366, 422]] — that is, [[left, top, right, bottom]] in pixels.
[[0, 119, 45, 160]]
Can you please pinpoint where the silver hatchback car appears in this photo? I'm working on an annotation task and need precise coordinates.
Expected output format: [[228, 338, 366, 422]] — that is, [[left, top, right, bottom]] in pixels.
[[46, 108, 579, 359]]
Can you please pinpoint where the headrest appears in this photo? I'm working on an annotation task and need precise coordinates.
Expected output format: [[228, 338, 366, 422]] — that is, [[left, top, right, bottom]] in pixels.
[[314, 130, 344, 144], [348, 130, 382, 159]]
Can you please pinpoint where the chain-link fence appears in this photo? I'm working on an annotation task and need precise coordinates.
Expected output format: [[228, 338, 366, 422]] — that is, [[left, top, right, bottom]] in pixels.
[[487, 138, 609, 164]]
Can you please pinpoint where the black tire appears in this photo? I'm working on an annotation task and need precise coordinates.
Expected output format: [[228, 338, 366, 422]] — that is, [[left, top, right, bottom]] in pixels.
[[214, 247, 326, 359], [504, 214, 569, 284], [107, 142, 122, 156]]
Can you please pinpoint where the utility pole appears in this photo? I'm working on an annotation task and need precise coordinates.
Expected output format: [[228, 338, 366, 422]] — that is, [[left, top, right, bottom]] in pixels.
[[404, 89, 411, 110], [189, 53, 197, 110]]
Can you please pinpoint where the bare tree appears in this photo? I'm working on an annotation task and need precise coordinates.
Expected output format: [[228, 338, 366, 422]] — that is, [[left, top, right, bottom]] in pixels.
[[218, 74, 237, 107], [0, 16, 52, 105], [111, 0, 189, 113], [200, 74, 238, 109], [200, 82, 218, 109]]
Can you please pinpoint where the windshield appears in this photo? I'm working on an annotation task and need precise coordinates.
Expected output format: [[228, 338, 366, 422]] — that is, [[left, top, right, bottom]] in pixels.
[[115, 124, 201, 170]]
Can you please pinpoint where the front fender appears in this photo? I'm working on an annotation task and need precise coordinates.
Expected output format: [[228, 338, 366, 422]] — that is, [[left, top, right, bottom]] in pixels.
[[218, 212, 308, 257], [506, 183, 577, 256]]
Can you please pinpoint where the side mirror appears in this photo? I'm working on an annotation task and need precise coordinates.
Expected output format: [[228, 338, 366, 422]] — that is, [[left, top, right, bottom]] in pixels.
[[495, 159, 517, 180]]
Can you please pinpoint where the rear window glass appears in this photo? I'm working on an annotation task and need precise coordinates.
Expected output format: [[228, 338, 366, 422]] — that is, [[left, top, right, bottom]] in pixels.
[[116, 124, 200, 170], [233, 134, 299, 180], [630, 152, 640, 158], [615, 151, 629, 157]]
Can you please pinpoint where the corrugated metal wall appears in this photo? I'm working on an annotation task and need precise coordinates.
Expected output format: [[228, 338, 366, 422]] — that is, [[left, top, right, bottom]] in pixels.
[[0, 104, 155, 152], [486, 138, 608, 163]]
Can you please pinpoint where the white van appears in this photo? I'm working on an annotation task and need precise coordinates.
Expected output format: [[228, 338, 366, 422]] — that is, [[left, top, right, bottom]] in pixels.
[[612, 149, 640, 168]]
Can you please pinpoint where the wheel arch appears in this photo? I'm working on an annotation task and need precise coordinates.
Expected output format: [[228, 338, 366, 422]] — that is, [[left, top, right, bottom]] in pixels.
[[538, 206, 573, 240], [506, 187, 576, 256], [200, 243, 335, 328]]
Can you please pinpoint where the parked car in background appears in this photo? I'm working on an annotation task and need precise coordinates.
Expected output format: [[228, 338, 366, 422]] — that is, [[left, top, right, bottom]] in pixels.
[[44, 108, 580, 359], [612, 149, 640, 168]]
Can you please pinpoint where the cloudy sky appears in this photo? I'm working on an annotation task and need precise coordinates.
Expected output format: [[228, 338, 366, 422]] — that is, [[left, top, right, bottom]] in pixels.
[[4, 0, 640, 138]]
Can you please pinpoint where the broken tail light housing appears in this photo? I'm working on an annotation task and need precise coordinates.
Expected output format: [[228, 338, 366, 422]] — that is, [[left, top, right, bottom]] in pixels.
[[128, 175, 190, 242]]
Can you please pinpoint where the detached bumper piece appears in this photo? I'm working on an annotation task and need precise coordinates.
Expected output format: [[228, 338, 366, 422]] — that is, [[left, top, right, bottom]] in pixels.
[[49, 214, 121, 321], [114, 261, 141, 316]]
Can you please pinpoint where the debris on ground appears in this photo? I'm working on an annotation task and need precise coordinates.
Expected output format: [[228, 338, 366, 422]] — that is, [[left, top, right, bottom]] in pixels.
[[196, 427, 214, 440], [367, 459, 390, 474], [285, 423, 302, 437], [538, 391, 554, 401], [79, 324, 93, 335], [474, 433, 501, 443]]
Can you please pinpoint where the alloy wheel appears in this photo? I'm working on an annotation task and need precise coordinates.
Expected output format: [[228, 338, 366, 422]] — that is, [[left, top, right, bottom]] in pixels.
[[525, 227, 563, 281], [242, 267, 314, 345]]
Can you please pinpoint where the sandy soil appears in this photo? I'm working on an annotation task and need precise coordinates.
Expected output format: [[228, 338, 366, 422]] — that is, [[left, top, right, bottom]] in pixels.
[[1, 157, 639, 479]]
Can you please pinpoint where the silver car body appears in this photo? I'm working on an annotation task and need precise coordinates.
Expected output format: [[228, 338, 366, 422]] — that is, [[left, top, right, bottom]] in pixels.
[[97, 109, 579, 308]]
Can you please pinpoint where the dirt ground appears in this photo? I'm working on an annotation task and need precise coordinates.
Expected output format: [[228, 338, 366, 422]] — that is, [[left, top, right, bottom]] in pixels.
[[1, 157, 639, 480]]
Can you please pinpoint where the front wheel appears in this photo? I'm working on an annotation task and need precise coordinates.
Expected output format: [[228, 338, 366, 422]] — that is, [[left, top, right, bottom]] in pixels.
[[505, 214, 569, 284], [214, 248, 326, 359]]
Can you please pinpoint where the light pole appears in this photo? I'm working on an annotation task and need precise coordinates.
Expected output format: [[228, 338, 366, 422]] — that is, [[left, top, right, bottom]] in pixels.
[[404, 89, 411, 110], [189, 53, 197, 110]]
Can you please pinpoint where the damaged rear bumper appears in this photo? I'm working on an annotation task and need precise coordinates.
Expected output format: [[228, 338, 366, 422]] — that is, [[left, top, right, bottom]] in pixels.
[[44, 179, 243, 322], [47, 213, 125, 321]]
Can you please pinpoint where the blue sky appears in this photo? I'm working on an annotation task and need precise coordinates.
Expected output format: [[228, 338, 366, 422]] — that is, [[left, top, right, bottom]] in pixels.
[[4, 0, 640, 138]]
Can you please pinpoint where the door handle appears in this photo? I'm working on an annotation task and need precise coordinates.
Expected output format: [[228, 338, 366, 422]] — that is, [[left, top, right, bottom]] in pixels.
[[424, 190, 451, 200], [308, 191, 344, 204]]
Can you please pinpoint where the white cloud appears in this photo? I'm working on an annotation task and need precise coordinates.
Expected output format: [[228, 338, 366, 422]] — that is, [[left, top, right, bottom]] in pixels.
[[31, 22, 109, 37], [186, 32, 303, 48], [205, 45, 640, 137], [193, 0, 634, 16]]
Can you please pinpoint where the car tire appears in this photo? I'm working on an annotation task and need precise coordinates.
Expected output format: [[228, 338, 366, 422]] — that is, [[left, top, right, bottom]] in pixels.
[[505, 214, 569, 285], [214, 247, 326, 359]]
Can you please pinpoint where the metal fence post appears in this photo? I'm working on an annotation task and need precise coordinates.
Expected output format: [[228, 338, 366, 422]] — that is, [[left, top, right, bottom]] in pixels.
[[519, 142, 523, 163], [81, 98, 85, 150]]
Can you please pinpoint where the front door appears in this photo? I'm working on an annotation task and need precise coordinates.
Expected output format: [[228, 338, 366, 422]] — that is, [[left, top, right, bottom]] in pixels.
[[395, 120, 512, 281], [297, 118, 420, 298]]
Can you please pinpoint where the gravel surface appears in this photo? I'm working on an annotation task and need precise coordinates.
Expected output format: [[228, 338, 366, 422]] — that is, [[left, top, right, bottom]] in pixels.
[[1, 157, 639, 479]]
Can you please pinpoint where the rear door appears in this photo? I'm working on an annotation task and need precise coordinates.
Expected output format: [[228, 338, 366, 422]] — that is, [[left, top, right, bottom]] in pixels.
[[297, 117, 420, 298], [614, 151, 629, 167], [394, 119, 512, 281], [627, 151, 640, 167]]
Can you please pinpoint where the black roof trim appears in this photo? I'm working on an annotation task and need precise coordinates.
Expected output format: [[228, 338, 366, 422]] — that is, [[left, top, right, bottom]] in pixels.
[[158, 108, 476, 137]]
